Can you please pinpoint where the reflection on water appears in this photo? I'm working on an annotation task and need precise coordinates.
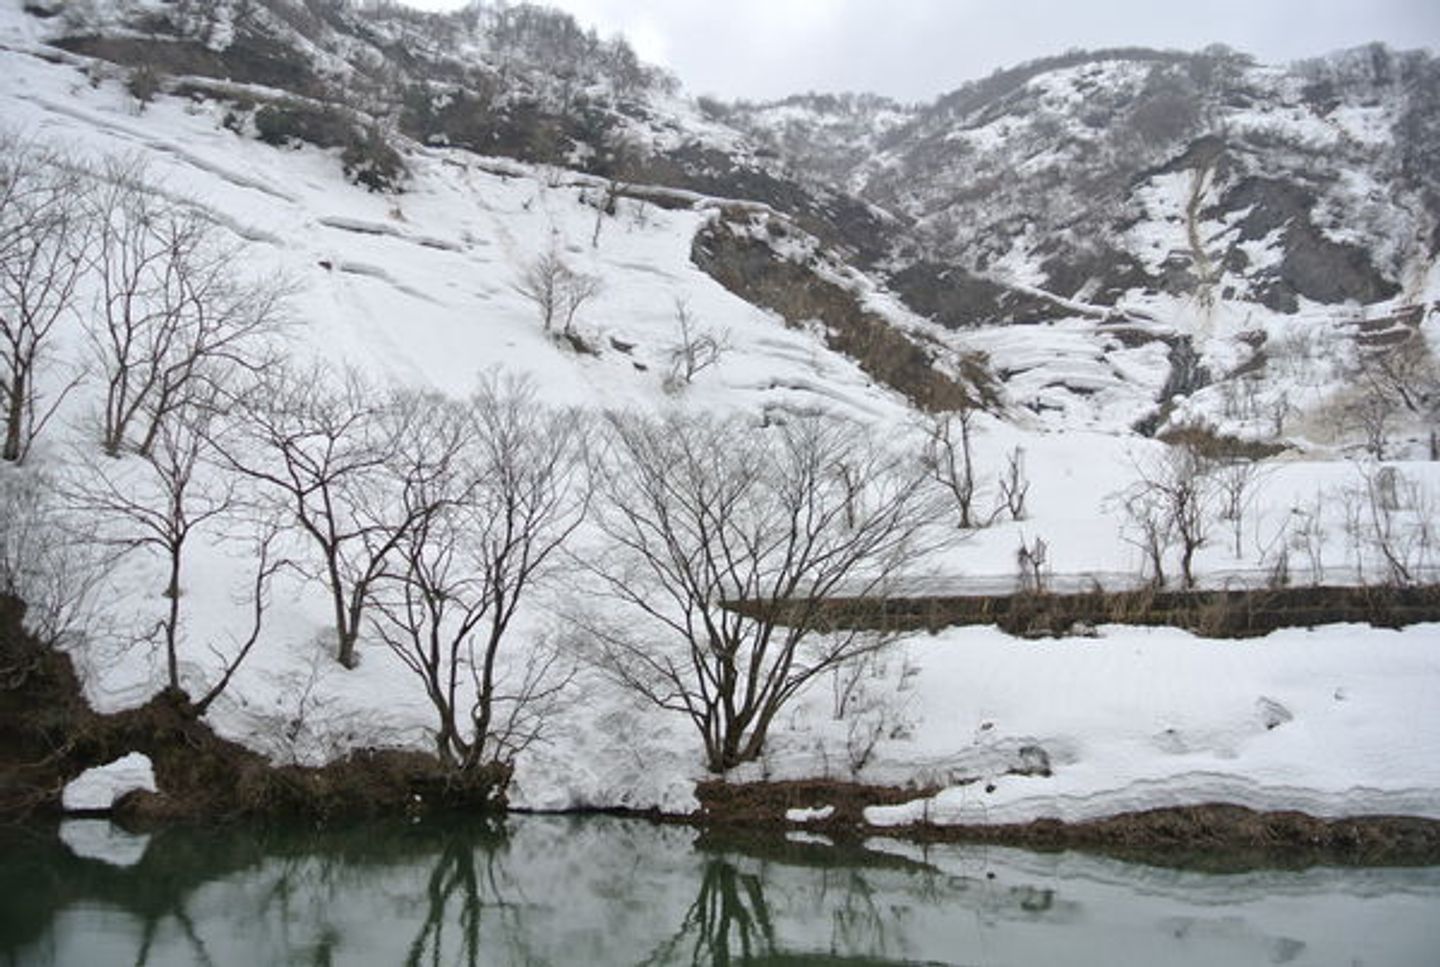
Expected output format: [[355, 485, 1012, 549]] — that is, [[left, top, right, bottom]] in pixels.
[[2, 814, 1438, 966]]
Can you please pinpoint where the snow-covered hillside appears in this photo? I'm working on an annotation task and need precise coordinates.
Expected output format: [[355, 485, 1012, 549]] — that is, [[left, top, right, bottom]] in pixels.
[[730, 45, 1440, 440], [2, 0, 1438, 826]]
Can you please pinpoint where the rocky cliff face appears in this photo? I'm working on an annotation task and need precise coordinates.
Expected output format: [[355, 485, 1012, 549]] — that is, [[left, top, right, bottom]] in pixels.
[[730, 44, 1439, 325], [725, 43, 1439, 439]]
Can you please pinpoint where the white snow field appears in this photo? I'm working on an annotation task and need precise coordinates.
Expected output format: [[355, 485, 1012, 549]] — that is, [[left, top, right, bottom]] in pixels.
[[2, 3, 1438, 826]]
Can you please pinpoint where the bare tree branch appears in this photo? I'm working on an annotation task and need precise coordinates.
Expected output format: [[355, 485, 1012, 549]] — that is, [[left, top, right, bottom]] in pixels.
[[0, 134, 91, 463], [85, 158, 288, 457], [212, 364, 442, 668]]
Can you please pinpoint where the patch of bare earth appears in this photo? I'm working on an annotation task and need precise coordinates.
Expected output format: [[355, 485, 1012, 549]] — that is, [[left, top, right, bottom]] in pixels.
[[697, 780, 1440, 868], [0, 594, 505, 824]]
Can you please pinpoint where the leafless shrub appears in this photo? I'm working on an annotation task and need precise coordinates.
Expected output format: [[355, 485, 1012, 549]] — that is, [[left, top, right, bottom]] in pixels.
[[1268, 326, 1340, 387], [1215, 458, 1266, 559], [0, 464, 108, 647], [996, 445, 1029, 520], [832, 649, 918, 777], [1268, 389, 1293, 439], [663, 298, 729, 392], [1288, 496, 1329, 585], [514, 246, 601, 337], [1265, 544, 1291, 589], [1016, 534, 1048, 594]]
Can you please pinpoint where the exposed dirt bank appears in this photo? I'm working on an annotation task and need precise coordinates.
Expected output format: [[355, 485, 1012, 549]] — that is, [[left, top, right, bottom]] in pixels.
[[0, 595, 504, 823], [695, 780, 1440, 869]]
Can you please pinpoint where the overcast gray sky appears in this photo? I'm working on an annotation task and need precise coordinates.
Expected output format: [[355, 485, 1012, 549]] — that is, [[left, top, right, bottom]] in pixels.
[[402, 0, 1439, 102]]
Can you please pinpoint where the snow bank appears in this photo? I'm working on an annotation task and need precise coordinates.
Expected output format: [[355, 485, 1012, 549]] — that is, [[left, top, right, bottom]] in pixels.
[[853, 622, 1440, 827], [62, 753, 158, 813], [505, 619, 1440, 824]]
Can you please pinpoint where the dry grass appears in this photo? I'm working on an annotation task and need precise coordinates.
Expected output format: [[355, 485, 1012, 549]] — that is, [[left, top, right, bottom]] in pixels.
[[792, 584, 1440, 639]]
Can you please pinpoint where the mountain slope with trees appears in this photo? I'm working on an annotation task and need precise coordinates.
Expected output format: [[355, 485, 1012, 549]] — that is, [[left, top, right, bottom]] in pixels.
[[1, 0, 1438, 827]]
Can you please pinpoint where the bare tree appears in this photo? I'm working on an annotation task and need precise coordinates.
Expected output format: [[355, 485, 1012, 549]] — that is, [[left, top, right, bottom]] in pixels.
[[1121, 444, 1214, 589], [1215, 458, 1265, 559], [1333, 338, 1440, 460], [0, 465, 109, 648], [514, 246, 601, 337], [580, 410, 947, 773], [1341, 387, 1397, 460], [663, 298, 729, 392], [86, 161, 286, 457], [0, 136, 90, 463], [591, 130, 643, 247], [921, 405, 987, 529], [557, 266, 601, 338], [214, 365, 444, 669], [1118, 484, 1173, 588], [1346, 463, 1437, 586], [372, 375, 587, 770], [65, 399, 282, 712], [1116, 441, 1217, 589], [514, 248, 564, 332], [1357, 338, 1439, 422], [996, 445, 1029, 521]]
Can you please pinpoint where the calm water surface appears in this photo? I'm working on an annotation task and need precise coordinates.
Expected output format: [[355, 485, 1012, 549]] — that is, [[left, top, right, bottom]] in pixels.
[[2, 814, 1437, 965]]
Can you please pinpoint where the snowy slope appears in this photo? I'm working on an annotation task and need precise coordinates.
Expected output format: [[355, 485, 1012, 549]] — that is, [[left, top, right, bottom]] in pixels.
[[1, 1, 1438, 824], [728, 45, 1440, 441]]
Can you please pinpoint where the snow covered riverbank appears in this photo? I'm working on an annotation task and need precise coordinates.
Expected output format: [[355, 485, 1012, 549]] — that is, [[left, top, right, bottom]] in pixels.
[[504, 620, 1440, 826]]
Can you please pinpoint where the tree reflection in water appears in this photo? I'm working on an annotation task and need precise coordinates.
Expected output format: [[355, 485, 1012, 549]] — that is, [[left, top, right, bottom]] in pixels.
[[641, 846, 950, 967], [403, 828, 533, 967], [4, 815, 1436, 966], [643, 858, 777, 965]]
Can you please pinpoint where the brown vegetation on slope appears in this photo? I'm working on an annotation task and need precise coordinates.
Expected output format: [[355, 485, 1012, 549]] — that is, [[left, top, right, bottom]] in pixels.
[[0, 595, 504, 824]]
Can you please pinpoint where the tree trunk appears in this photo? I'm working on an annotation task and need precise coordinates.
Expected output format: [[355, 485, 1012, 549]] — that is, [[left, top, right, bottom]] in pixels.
[[326, 555, 358, 669], [3, 370, 25, 462], [164, 549, 182, 691], [1180, 545, 1197, 590]]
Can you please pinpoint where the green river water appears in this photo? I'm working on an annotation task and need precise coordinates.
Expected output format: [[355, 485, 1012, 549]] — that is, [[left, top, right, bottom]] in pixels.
[[2, 814, 1437, 965]]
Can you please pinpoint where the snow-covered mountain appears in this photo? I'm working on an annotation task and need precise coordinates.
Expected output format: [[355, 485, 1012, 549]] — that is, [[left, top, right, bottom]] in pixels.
[[730, 44, 1440, 436], [2, 0, 1438, 823], [18, 1, 1440, 438]]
